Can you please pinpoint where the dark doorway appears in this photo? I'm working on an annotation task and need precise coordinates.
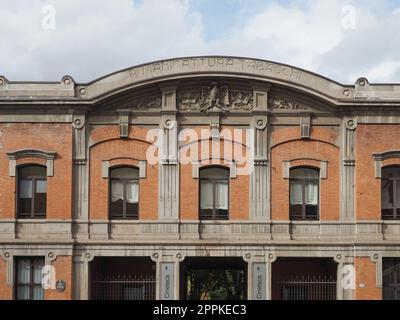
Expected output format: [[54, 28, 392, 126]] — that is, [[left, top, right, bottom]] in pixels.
[[383, 258, 400, 300], [180, 257, 247, 300], [272, 258, 337, 300], [90, 257, 156, 300]]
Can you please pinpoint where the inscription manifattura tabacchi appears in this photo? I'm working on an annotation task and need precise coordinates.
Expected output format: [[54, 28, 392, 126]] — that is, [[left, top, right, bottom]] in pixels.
[[128, 57, 304, 81]]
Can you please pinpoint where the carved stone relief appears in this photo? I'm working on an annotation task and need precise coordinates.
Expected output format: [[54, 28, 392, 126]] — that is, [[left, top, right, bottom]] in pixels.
[[130, 94, 162, 110], [177, 82, 253, 112], [269, 95, 310, 111]]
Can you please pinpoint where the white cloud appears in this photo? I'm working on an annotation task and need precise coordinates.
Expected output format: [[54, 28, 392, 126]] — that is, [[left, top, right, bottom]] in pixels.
[[0, 0, 400, 83], [0, 0, 205, 81]]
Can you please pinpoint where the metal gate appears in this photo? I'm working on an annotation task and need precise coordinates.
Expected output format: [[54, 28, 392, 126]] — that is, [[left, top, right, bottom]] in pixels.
[[91, 274, 156, 300], [276, 275, 336, 300], [383, 259, 400, 300]]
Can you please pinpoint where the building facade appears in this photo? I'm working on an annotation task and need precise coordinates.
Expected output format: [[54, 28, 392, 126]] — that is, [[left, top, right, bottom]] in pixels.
[[0, 56, 400, 300]]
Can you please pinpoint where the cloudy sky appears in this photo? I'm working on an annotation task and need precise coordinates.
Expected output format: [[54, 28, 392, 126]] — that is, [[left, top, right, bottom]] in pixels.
[[0, 0, 400, 83]]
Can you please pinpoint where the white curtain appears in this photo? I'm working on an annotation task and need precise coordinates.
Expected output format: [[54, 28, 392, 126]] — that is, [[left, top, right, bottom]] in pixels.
[[382, 180, 393, 209], [17, 259, 30, 285], [16, 258, 44, 300], [111, 181, 124, 202], [215, 183, 228, 210], [35, 180, 47, 194], [200, 182, 213, 209], [126, 182, 139, 203], [305, 182, 318, 205], [290, 181, 303, 205]]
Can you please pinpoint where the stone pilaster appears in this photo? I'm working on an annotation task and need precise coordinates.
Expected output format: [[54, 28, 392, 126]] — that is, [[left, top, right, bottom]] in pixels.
[[153, 251, 183, 300], [158, 85, 179, 220], [73, 252, 94, 300], [250, 83, 270, 221], [341, 116, 357, 221], [72, 113, 89, 222], [335, 253, 355, 300]]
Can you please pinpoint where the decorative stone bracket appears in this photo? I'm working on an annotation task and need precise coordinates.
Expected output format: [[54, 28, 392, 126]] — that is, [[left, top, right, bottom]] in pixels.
[[282, 159, 328, 179], [300, 114, 312, 139], [117, 110, 131, 138], [373, 150, 400, 178], [7, 149, 56, 177]]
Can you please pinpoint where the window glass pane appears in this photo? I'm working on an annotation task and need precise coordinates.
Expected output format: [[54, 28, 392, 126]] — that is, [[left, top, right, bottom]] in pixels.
[[199, 167, 229, 179], [290, 181, 303, 205], [125, 203, 139, 218], [32, 286, 44, 300], [126, 181, 139, 203], [19, 165, 46, 178], [382, 167, 400, 179], [396, 180, 400, 207], [17, 258, 31, 284], [305, 205, 318, 218], [19, 180, 32, 199], [16, 285, 30, 300], [110, 167, 139, 179], [305, 182, 318, 205], [382, 179, 394, 209], [200, 181, 214, 209], [111, 180, 124, 202], [16, 258, 44, 301], [290, 168, 319, 180], [34, 193, 46, 214], [110, 180, 124, 217], [36, 180, 47, 193], [33, 260, 44, 284], [215, 182, 228, 210], [290, 205, 303, 219]]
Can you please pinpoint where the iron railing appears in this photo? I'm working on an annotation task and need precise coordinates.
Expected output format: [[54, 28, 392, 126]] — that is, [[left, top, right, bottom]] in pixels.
[[91, 274, 156, 300], [276, 275, 336, 300], [383, 261, 400, 300]]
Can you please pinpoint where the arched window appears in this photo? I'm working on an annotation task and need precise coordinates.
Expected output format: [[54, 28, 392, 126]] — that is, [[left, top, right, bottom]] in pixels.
[[109, 167, 139, 219], [289, 167, 319, 220], [17, 165, 47, 218], [381, 166, 400, 220], [199, 167, 229, 220]]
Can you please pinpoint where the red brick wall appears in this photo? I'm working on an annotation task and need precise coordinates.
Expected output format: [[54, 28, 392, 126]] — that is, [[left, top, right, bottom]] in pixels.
[[356, 124, 400, 220], [0, 259, 12, 300], [89, 125, 158, 220], [355, 257, 382, 300], [45, 256, 73, 300], [179, 126, 249, 220], [271, 126, 340, 220], [0, 123, 72, 219]]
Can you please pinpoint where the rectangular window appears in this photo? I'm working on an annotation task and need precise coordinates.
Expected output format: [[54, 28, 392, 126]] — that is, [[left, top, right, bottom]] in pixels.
[[15, 257, 44, 300], [381, 167, 400, 220], [17, 166, 47, 218], [109, 167, 139, 219], [289, 168, 319, 220]]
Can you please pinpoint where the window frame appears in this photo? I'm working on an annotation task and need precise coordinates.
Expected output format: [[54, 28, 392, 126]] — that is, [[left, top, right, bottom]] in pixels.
[[14, 256, 45, 301], [381, 166, 400, 220], [289, 166, 320, 221], [108, 166, 140, 220], [198, 166, 230, 220], [16, 165, 47, 219]]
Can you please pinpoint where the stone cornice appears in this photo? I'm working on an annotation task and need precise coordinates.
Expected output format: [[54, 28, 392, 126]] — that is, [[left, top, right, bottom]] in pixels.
[[1, 56, 400, 106]]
